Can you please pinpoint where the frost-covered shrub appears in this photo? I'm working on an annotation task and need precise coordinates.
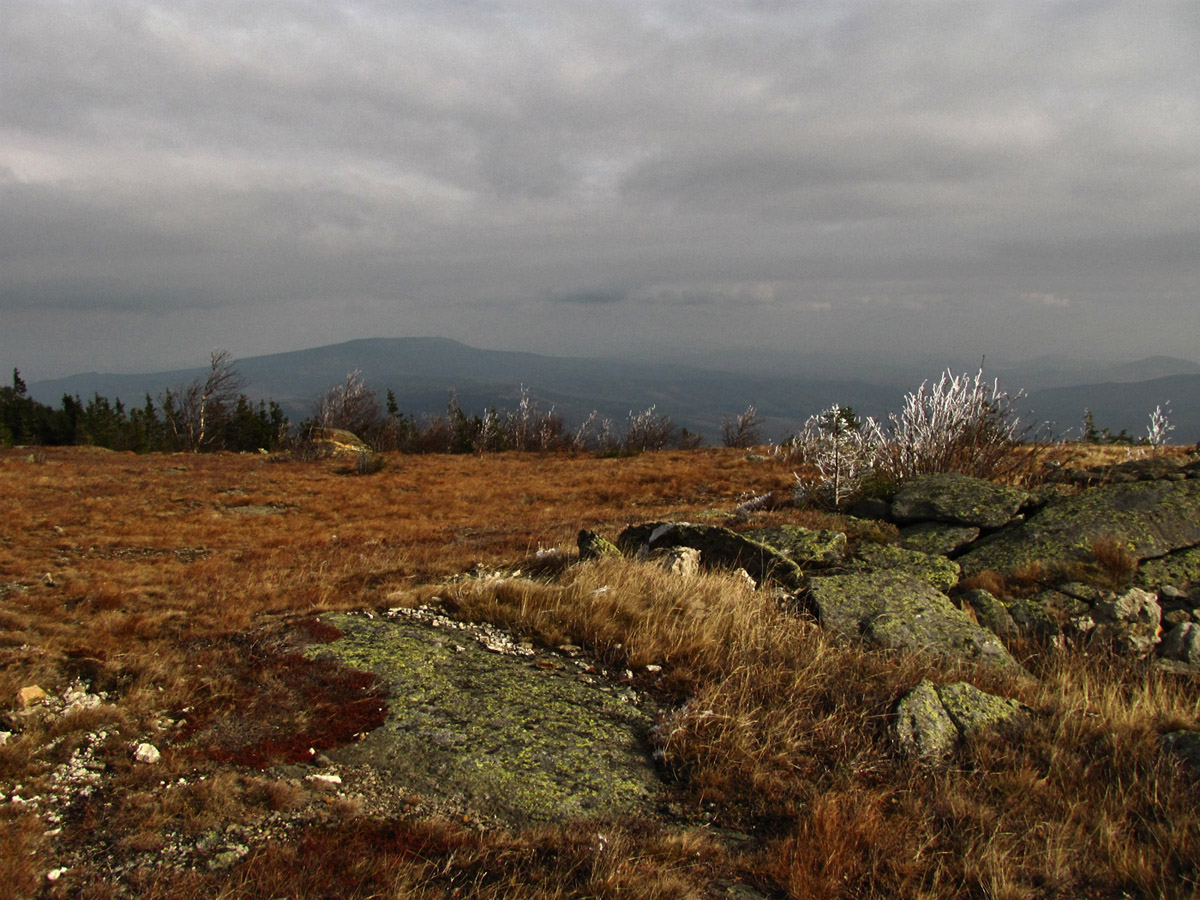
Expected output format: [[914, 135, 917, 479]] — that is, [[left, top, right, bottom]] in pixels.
[[876, 369, 1027, 481], [792, 370, 1030, 507], [791, 405, 885, 508]]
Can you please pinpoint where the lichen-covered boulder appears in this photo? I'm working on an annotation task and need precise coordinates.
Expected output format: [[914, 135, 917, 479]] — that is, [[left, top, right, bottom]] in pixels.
[[617, 522, 804, 589], [959, 479, 1200, 577], [890, 473, 1034, 529], [806, 571, 1023, 673], [897, 522, 981, 556], [847, 543, 961, 593], [894, 678, 1025, 759], [309, 613, 663, 826], [744, 526, 847, 566], [1139, 546, 1200, 594]]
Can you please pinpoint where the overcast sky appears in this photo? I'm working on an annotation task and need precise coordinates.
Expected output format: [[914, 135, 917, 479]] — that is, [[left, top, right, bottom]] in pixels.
[[3, 1, 1198, 380]]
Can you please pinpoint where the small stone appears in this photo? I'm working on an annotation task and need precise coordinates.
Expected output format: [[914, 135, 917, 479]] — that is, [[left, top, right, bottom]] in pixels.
[[17, 686, 47, 709], [133, 743, 161, 764], [46, 868, 66, 882], [307, 773, 342, 789], [42, 573, 56, 587]]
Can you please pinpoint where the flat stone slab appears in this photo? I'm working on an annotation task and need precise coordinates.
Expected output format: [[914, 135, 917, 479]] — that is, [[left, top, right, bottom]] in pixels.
[[890, 473, 1033, 529], [807, 571, 1022, 673], [308, 611, 663, 827]]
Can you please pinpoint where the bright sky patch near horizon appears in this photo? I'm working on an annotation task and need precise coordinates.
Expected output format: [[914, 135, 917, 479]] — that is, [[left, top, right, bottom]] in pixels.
[[2, 1, 1198, 380]]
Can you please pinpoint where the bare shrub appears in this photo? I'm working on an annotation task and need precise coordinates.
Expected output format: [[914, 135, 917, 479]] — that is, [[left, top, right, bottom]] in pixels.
[[621, 405, 675, 455], [314, 370, 383, 441], [721, 404, 763, 448]]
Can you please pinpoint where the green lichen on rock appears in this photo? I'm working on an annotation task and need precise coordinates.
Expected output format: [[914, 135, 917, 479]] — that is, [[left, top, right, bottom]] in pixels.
[[847, 543, 961, 593], [934, 681, 1024, 736], [307, 613, 663, 826], [577, 529, 622, 561], [807, 571, 1022, 673], [959, 480, 1200, 577], [617, 522, 804, 589], [960, 589, 1019, 639], [890, 473, 1033, 529], [1138, 545, 1200, 593], [744, 525, 847, 566]]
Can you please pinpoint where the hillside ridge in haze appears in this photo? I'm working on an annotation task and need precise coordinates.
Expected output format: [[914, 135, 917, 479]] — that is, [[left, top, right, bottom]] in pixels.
[[27, 337, 1200, 443]]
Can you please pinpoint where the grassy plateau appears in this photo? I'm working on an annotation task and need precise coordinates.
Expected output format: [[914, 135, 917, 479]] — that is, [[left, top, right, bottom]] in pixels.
[[0, 444, 1197, 899]]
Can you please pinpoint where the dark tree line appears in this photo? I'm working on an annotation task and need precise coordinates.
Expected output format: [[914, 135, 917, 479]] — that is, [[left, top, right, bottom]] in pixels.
[[2, 356, 731, 457], [1, 366, 286, 453]]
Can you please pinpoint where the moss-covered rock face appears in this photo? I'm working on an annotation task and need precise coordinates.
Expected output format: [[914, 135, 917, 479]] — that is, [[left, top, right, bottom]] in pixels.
[[846, 543, 961, 593], [806, 572, 1023, 674], [307, 613, 663, 827], [744, 525, 847, 566], [897, 522, 981, 556], [890, 474, 1033, 529], [959, 480, 1200, 577]]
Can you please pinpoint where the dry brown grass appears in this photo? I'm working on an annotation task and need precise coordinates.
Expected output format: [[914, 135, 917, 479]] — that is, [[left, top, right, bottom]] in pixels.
[[1, 446, 1198, 898]]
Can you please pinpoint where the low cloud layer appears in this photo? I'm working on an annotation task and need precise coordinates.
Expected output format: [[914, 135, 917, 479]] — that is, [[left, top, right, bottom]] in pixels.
[[3, 1, 1198, 378]]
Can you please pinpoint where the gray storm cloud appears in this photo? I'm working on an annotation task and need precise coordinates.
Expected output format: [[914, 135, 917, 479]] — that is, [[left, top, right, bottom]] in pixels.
[[2, 1, 1197, 377]]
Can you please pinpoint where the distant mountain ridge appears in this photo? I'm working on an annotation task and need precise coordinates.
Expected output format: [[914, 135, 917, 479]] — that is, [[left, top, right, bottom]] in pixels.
[[27, 337, 1200, 444]]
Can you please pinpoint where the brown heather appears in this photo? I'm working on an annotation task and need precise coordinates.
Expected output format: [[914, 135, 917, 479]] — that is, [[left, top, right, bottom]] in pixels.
[[1, 446, 1198, 898]]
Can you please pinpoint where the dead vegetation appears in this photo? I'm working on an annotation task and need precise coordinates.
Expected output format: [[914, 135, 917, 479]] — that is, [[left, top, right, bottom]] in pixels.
[[0, 446, 1197, 898]]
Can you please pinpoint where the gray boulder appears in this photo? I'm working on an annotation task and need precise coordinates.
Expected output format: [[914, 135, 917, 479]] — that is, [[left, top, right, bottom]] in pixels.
[[960, 479, 1200, 577], [846, 543, 961, 593], [743, 526, 847, 566], [1089, 588, 1162, 657], [1160, 623, 1200, 667], [806, 571, 1023, 673], [960, 589, 1019, 640], [890, 473, 1033, 529]]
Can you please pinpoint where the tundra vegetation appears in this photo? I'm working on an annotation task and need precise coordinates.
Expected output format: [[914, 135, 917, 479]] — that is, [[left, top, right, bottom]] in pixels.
[[0, 367, 1197, 899]]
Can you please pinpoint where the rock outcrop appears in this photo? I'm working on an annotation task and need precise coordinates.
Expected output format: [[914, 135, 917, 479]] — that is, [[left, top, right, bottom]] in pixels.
[[889, 473, 1034, 529], [617, 522, 804, 589]]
